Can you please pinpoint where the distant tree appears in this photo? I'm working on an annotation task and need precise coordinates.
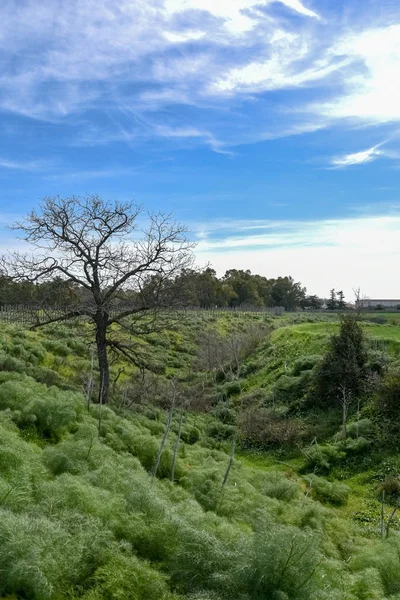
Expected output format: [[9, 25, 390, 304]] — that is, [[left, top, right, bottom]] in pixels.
[[310, 314, 367, 408], [300, 295, 323, 310], [223, 269, 263, 307], [326, 289, 337, 310], [0, 271, 36, 305], [337, 290, 346, 310], [36, 277, 79, 306], [2, 194, 193, 404], [269, 276, 306, 311]]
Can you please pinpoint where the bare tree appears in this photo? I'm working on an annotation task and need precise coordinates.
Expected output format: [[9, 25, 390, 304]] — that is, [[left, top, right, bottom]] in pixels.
[[353, 287, 369, 317], [2, 195, 194, 403]]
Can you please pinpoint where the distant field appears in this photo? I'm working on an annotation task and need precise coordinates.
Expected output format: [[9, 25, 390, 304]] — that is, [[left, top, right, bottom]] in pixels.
[[274, 320, 400, 346]]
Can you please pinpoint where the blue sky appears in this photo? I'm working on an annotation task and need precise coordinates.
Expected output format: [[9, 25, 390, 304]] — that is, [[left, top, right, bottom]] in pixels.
[[1, 0, 400, 299]]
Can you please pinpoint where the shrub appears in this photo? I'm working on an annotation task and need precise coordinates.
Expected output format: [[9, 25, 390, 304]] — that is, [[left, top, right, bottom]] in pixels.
[[304, 475, 349, 505], [239, 408, 304, 449], [181, 426, 200, 445], [0, 377, 83, 440], [351, 537, 400, 596], [167, 522, 235, 594], [28, 366, 64, 387], [256, 471, 299, 502], [350, 568, 385, 600], [275, 371, 313, 404], [0, 352, 25, 373], [235, 525, 321, 599], [222, 380, 242, 398], [239, 360, 260, 376], [304, 443, 346, 471], [344, 436, 371, 454], [42, 339, 71, 357], [43, 426, 106, 476], [0, 508, 110, 599], [292, 355, 321, 376], [337, 418, 373, 440], [213, 403, 236, 425], [87, 552, 174, 600], [208, 421, 235, 441]]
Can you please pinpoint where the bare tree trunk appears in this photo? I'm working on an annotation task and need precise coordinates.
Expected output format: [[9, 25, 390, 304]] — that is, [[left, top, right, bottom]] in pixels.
[[95, 312, 109, 404], [386, 506, 397, 538], [222, 432, 237, 488], [342, 399, 347, 442], [170, 409, 184, 483], [152, 388, 176, 480]]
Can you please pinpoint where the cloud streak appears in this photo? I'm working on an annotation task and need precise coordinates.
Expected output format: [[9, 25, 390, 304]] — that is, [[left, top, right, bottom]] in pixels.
[[1, 0, 400, 160]]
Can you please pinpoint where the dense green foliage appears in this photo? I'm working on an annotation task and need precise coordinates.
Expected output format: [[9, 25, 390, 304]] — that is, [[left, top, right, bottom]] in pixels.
[[0, 268, 308, 310], [310, 314, 368, 408], [2, 313, 400, 599]]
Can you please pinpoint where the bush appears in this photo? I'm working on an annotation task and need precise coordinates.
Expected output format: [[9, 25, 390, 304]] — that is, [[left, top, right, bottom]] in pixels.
[[0, 508, 110, 599], [239, 408, 304, 449], [256, 471, 299, 502], [239, 360, 260, 376], [304, 475, 349, 505], [213, 403, 237, 425], [292, 355, 321, 376], [0, 378, 83, 440], [337, 418, 373, 440], [208, 421, 235, 441], [28, 366, 64, 387], [235, 526, 321, 599], [275, 371, 313, 404], [304, 443, 346, 471], [181, 426, 200, 445], [0, 352, 25, 373], [223, 381, 242, 398], [42, 339, 71, 357], [351, 537, 400, 596], [344, 436, 371, 454], [87, 553, 174, 600]]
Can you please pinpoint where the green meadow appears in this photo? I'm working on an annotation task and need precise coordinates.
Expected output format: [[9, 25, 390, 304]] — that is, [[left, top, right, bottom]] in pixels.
[[2, 312, 400, 599]]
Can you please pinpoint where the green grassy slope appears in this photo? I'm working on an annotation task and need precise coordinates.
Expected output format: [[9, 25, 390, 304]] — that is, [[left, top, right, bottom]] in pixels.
[[1, 315, 400, 599]]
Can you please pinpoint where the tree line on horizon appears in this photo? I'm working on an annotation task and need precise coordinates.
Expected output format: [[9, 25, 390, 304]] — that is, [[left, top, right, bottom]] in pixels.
[[0, 267, 322, 312]]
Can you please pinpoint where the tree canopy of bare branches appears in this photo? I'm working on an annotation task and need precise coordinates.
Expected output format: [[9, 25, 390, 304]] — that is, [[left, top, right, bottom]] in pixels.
[[2, 194, 194, 403]]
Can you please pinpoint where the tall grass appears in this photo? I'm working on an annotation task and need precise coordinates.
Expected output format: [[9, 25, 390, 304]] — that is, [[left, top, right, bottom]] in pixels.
[[1, 318, 400, 599]]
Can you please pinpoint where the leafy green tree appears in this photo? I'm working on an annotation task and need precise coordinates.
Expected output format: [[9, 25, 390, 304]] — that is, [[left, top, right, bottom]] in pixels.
[[269, 276, 306, 311], [310, 314, 367, 408], [223, 269, 263, 307]]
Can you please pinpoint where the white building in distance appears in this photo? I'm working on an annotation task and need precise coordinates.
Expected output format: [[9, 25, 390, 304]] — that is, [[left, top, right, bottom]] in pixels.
[[356, 299, 400, 309]]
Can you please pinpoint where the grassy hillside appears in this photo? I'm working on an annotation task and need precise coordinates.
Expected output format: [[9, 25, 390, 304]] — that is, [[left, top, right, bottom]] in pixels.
[[2, 314, 400, 599]]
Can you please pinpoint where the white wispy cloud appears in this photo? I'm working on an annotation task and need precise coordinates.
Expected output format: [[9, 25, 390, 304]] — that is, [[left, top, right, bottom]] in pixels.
[[330, 139, 400, 168], [330, 145, 383, 167], [313, 25, 400, 124], [1, 0, 400, 157], [0, 158, 55, 171], [193, 213, 400, 297], [0, 1, 324, 140]]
